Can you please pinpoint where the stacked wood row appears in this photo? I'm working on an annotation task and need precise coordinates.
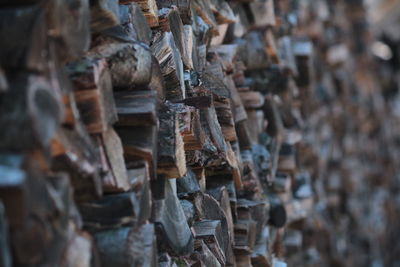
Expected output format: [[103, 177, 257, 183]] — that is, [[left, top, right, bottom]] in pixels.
[[2, 0, 395, 266]]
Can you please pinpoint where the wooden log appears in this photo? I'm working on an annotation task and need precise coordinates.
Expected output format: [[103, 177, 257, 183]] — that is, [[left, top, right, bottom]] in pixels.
[[87, 42, 152, 89], [119, 3, 152, 44], [0, 202, 12, 267], [245, 109, 265, 144], [234, 219, 257, 253], [251, 227, 272, 267], [99, 128, 131, 192], [155, 0, 191, 24], [214, 96, 237, 142], [51, 127, 103, 202], [192, 193, 234, 265], [47, 0, 90, 61], [116, 125, 158, 180], [152, 32, 185, 100], [121, 0, 159, 27], [191, 239, 221, 267], [0, 73, 62, 151], [67, 58, 118, 134], [191, 0, 218, 36], [157, 103, 187, 178], [90, 0, 120, 33], [0, 6, 48, 71], [192, 220, 226, 265], [94, 224, 157, 267], [149, 56, 167, 102], [209, 0, 236, 25], [177, 167, 201, 197], [154, 180, 194, 255], [114, 90, 158, 126]]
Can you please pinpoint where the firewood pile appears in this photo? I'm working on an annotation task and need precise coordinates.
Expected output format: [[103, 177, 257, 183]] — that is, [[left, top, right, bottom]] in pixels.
[[0, 0, 398, 266]]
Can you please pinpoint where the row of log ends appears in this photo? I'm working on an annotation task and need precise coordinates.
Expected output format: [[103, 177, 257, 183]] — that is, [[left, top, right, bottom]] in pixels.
[[0, 0, 315, 266]]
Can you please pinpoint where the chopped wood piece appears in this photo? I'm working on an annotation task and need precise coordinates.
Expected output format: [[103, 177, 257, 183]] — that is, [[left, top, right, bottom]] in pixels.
[[68, 58, 117, 133], [155, 0, 191, 24], [121, 0, 159, 27], [119, 3, 152, 44], [116, 125, 158, 180], [177, 167, 201, 196], [157, 103, 187, 178], [251, 227, 272, 267], [114, 90, 158, 126], [100, 128, 131, 192], [154, 180, 194, 255], [209, 0, 236, 25], [94, 224, 157, 267], [152, 32, 185, 100], [234, 219, 257, 252], [88, 42, 152, 89], [90, 0, 120, 33], [191, 239, 221, 267], [192, 220, 225, 265]]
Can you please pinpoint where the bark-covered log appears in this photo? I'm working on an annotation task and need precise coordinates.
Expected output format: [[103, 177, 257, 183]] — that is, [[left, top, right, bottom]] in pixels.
[[121, 0, 159, 27], [88, 42, 153, 89], [94, 224, 157, 267], [152, 32, 185, 101], [157, 103, 187, 178], [119, 3, 152, 44], [115, 90, 158, 126], [154, 180, 194, 255]]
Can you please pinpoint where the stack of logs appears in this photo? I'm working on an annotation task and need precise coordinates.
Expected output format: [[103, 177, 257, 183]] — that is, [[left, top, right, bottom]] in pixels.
[[0, 0, 333, 266]]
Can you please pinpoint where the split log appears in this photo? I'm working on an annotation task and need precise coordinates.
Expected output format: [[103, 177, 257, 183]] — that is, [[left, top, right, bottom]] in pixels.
[[170, 103, 205, 151], [90, 0, 120, 33], [94, 224, 157, 267], [157, 103, 187, 178], [121, 0, 159, 27], [214, 96, 237, 142], [251, 227, 272, 267], [177, 168, 201, 197], [191, 0, 218, 35], [156, 0, 191, 24], [47, 0, 91, 61], [149, 56, 167, 102], [0, 73, 62, 151], [152, 32, 185, 101], [119, 3, 152, 44], [67, 58, 118, 133], [154, 180, 194, 255], [209, 0, 236, 25], [98, 128, 131, 192], [190, 239, 221, 267], [245, 110, 265, 144], [293, 39, 313, 87], [87, 42, 152, 89], [234, 219, 257, 253], [192, 193, 234, 265], [78, 189, 149, 231], [192, 220, 225, 265], [51, 126, 103, 202], [114, 90, 158, 126], [116, 125, 158, 180]]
